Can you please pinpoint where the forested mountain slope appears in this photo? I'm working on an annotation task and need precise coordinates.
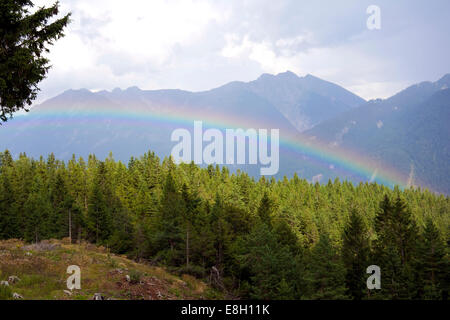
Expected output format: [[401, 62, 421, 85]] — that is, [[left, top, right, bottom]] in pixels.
[[0, 73, 448, 193], [306, 75, 450, 194], [0, 151, 448, 300]]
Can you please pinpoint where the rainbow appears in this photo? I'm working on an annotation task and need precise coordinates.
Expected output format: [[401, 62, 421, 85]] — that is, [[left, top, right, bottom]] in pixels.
[[5, 105, 409, 189]]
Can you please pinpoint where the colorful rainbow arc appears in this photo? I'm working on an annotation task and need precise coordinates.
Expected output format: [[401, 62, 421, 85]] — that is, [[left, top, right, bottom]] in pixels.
[[6, 107, 408, 188]]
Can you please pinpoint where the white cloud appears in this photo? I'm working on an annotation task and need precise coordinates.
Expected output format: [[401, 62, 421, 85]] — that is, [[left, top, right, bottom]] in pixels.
[[29, 0, 450, 104], [348, 81, 411, 101], [35, 0, 226, 102]]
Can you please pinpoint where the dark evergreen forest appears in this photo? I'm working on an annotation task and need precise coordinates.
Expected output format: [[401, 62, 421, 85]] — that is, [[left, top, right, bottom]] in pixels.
[[0, 150, 448, 300]]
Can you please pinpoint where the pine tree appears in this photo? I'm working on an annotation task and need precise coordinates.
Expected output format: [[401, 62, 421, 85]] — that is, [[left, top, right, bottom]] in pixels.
[[49, 170, 75, 239], [240, 223, 296, 299], [342, 209, 370, 300], [0, 0, 70, 122], [0, 165, 19, 239], [155, 171, 184, 264], [108, 209, 134, 254], [277, 278, 295, 300], [0, 150, 13, 167], [210, 192, 230, 271], [305, 234, 347, 299], [272, 218, 300, 255], [415, 218, 448, 299], [374, 194, 393, 236], [181, 183, 201, 268], [373, 195, 419, 299], [257, 192, 274, 227], [86, 162, 112, 244], [24, 175, 52, 242], [190, 201, 216, 272]]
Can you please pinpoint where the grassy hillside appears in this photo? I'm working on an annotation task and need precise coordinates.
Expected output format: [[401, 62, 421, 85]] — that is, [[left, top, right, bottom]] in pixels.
[[0, 239, 221, 300]]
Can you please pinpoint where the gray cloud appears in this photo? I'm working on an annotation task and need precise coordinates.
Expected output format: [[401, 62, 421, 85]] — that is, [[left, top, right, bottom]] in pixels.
[[34, 0, 450, 103]]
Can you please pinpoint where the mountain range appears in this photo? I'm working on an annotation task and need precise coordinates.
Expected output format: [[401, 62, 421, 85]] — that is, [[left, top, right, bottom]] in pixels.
[[0, 71, 449, 194], [307, 74, 450, 194]]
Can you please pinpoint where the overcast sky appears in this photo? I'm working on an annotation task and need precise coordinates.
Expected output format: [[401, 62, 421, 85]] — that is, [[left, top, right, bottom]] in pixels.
[[33, 0, 450, 103]]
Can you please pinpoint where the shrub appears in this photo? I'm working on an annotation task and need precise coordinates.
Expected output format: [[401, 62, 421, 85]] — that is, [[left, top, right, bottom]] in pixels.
[[178, 265, 205, 279], [0, 285, 13, 300], [129, 270, 143, 284]]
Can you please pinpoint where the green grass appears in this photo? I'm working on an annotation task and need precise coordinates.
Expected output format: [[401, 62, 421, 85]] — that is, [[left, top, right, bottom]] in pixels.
[[0, 285, 13, 300], [14, 274, 61, 300], [0, 239, 220, 300]]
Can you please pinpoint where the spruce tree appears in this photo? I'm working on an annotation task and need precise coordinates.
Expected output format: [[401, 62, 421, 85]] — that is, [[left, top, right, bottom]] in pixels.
[[181, 183, 201, 268], [305, 234, 347, 299], [108, 209, 134, 254], [0, 166, 19, 239], [86, 162, 112, 244], [240, 223, 296, 299], [0, 0, 70, 122], [49, 170, 74, 238], [24, 175, 52, 242], [257, 192, 273, 227], [342, 209, 370, 300], [415, 218, 448, 299], [210, 192, 230, 271], [373, 195, 419, 299], [156, 171, 184, 264]]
